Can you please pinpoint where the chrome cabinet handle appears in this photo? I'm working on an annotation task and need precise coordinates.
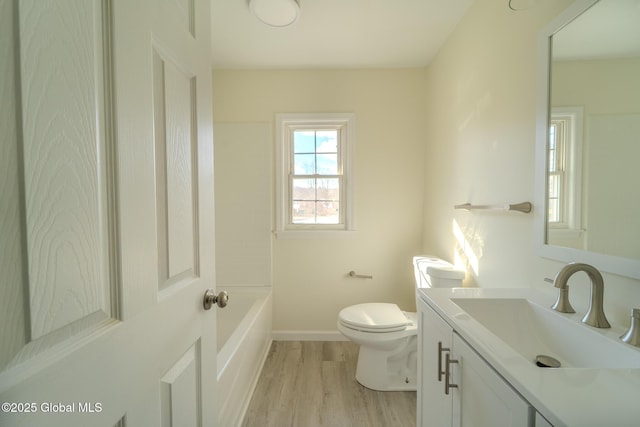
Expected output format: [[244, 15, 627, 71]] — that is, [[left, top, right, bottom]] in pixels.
[[203, 290, 229, 310], [437, 342, 450, 382], [444, 353, 459, 395]]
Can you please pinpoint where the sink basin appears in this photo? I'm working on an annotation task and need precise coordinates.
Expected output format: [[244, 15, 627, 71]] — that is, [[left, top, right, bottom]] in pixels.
[[451, 298, 640, 369]]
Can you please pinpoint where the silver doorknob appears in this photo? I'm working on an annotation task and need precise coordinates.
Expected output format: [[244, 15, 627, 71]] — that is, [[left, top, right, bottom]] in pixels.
[[203, 290, 229, 310]]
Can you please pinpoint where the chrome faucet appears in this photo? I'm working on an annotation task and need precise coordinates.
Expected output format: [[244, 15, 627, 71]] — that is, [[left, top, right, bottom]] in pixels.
[[551, 263, 611, 328]]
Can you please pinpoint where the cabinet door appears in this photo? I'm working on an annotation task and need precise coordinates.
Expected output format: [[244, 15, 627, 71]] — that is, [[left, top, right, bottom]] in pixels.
[[452, 334, 531, 427], [418, 297, 454, 427]]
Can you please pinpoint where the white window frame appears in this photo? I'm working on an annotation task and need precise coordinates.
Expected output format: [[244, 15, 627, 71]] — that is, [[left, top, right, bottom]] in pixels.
[[548, 106, 583, 237], [275, 113, 355, 239]]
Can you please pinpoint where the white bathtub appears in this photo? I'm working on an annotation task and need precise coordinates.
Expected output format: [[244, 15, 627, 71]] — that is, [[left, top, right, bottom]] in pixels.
[[216, 286, 272, 426]]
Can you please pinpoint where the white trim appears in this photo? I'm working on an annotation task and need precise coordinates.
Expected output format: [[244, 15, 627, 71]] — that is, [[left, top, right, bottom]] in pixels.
[[271, 330, 348, 341], [274, 230, 357, 239], [275, 113, 356, 238]]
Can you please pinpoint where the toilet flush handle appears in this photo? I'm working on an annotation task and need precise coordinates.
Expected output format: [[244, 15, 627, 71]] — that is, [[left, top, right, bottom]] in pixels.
[[348, 270, 373, 279]]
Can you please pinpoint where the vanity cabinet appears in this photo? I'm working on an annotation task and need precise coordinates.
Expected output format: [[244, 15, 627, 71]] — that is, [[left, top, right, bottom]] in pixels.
[[417, 297, 533, 427]]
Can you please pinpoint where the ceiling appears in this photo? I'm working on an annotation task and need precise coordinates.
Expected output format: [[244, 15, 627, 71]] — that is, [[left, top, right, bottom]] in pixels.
[[210, 0, 473, 69]]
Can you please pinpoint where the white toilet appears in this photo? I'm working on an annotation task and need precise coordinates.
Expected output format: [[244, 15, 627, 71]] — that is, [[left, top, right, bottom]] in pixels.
[[337, 256, 464, 391]]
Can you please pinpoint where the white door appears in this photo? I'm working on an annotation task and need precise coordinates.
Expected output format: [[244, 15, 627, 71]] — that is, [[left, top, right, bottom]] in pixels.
[[0, 0, 218, 426]]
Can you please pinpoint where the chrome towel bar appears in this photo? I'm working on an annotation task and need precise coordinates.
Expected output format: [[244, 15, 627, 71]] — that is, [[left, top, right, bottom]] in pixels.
[[454, 201, 532, 214]]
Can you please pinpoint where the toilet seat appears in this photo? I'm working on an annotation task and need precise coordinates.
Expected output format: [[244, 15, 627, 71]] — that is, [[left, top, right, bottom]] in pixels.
[[338, 303, 410, 333]]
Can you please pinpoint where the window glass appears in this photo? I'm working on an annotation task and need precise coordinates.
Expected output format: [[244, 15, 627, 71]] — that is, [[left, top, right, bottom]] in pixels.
[[294, 154, 315, 174], [294, 131, 315, 153], [316, 130, 337, 152]]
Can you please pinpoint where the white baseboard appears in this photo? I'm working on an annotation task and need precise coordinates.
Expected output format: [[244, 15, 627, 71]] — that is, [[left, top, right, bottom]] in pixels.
[[271, 330, 348, 341]]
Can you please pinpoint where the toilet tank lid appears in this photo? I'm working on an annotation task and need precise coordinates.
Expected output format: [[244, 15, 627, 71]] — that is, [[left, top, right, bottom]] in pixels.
[[339, 303, 409, 330], [427, 266, 465, 280], [414, 256, 465, 280]]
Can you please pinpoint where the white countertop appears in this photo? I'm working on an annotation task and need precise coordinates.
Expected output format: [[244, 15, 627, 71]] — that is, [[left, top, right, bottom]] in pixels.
[[418, 287, 640, 427]]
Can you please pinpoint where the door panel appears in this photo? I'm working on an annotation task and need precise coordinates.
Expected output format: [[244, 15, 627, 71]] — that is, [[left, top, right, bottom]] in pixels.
[[0, 0, 217, 425], [152, 49, 199, 289], [20, 0, 115, 340], [1, 0, 117, 372], [160, 342, 201, 427]]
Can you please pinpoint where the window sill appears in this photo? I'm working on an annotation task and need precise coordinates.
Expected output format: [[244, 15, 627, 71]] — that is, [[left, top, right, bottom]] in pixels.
[[274, 229, 357, 240]]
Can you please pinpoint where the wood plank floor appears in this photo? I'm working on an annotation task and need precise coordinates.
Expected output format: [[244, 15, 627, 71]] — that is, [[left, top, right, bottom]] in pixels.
[[241, 341, 416, 427]]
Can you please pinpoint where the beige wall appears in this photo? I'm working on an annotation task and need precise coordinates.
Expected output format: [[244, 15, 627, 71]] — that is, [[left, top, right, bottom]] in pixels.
[[422, 0, 573, 284], [214, 123, 272, 286], [422, 0, 640, 324], [213, 69, 427, 332]]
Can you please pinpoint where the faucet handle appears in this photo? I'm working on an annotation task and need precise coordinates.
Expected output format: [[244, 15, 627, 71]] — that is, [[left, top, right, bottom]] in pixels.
[[620, 308, 640, 347], [551, 284, 576, 314]]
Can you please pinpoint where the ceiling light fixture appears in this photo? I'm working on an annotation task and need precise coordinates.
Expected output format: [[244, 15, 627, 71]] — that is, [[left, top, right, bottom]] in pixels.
[[249, 0, 300, 27]]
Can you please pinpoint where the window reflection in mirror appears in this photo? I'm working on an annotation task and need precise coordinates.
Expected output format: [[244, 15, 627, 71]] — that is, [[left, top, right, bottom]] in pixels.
[[546, 107, 583, 248], [547, 0, 640, 260]]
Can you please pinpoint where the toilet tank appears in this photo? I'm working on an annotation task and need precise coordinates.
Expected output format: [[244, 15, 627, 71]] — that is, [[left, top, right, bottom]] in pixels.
[[413, 256, 465, 289]]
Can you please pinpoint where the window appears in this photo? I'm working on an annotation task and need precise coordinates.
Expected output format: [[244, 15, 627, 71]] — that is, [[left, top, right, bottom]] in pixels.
[[547, 106, 583, 232], [275, 113, 355, 237], [547, 117, 566, 224]]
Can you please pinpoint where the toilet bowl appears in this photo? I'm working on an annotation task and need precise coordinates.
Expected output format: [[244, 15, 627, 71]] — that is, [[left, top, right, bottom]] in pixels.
[[338, 303, 418, 391], [337, 256, 464, 392]]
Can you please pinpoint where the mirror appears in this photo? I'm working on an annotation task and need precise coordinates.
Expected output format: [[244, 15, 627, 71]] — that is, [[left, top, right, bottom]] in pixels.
[[535, 0, 640, 279]]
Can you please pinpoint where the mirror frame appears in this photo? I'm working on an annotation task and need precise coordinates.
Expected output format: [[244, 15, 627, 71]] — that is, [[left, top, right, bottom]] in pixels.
[[534, 0, 640, 280]]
